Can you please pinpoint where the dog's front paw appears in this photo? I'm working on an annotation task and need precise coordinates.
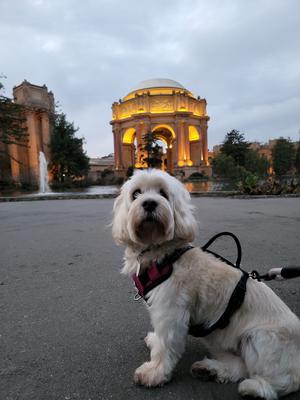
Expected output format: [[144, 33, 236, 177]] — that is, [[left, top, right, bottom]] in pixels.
[[134, 362, 169, 387], [144, 332, 156, 349]]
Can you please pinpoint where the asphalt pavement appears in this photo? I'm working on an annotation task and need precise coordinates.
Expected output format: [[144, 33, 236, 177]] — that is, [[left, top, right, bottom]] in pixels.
[[1, 198, 299, 400]]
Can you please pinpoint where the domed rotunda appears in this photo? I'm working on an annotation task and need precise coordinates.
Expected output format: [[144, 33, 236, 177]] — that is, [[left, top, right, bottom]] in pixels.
[[111, 78, 210, 176]]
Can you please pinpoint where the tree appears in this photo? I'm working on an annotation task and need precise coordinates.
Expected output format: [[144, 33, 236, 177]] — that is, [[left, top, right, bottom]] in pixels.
[[295, 141, 300, 174], [244, 149, 269, 177], [221, 130, 250, 167], [271, 137, 295, 176], [0, 79, 28, 162], [139, 131, 162, 168], [212, 153, 240, 180], [49, 113, 89, 183]]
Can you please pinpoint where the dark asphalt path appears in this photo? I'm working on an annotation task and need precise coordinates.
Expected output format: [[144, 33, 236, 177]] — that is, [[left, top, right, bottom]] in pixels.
[[1, 198, 299, 400]]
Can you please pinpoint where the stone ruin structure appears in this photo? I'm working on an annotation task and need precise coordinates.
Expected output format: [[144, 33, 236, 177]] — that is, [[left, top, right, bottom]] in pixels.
[[1, 80, 54, 187]]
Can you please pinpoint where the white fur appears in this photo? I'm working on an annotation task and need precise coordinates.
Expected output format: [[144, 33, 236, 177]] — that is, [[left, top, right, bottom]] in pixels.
[[112, 169, 300, 399]]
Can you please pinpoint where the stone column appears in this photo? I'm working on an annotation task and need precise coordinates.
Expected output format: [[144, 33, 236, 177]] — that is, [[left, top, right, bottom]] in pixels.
[[41, 112, 52, 183], [113, 124, 123, 170], [198, 139, 203, 162], [131, 143, 135, 165], [175, 119, 185, 166], [183, 121, 191, 165], [136, 120, 147, 167], [41, 112, 51, 161], [35, 114, 43, 152], [170, 122, 177, 167], [201, 120, 209, 165], [135, 123, 142, 167], [9, 144, 21, 184], [26, 110, 40, 185], [171, 139, 177, 167]]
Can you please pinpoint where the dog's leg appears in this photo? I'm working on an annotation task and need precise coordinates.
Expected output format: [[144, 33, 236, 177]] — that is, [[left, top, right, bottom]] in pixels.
[[134, 304, 189, 387], [238, 329, 300, 399], [238, 378, 278, 400], [191, 352, 247, 383]]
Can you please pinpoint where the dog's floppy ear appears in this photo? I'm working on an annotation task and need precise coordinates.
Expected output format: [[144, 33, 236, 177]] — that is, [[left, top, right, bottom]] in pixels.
[[112, 188, 130, 245], [173, 181, 197, 242]]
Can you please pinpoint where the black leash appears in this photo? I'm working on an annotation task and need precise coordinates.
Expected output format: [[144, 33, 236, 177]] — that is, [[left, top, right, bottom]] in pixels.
[[250, 266, 300, 281]]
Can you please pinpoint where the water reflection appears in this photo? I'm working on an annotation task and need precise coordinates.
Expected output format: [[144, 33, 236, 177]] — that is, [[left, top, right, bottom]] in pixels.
[[184, 181, 236, 192], [0, 181, 236, 198], [0, 185, 119, 197]]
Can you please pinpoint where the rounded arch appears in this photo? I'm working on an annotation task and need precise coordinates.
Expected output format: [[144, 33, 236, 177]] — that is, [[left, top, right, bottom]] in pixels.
[[152, 124, 176, 139], [123, 127, 136, 144], [188, 125, 200, 141], [153, 134, 168, 146]]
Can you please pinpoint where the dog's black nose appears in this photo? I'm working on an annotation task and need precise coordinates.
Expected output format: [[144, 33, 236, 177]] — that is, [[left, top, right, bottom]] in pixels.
[[142, 200, 157, 212]]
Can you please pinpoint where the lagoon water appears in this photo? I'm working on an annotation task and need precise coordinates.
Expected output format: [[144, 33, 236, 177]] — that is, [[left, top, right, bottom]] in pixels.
[[0, 185, 119, 198], [0, 181, 235, 198]]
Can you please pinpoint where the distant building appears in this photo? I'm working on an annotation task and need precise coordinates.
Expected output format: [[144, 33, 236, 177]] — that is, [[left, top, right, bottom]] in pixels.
[[88, 154, 114, 182], [212, 144, 222, 155]]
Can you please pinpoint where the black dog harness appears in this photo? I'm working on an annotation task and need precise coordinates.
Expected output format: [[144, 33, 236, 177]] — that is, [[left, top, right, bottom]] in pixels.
[[132, 232, 249, 337]]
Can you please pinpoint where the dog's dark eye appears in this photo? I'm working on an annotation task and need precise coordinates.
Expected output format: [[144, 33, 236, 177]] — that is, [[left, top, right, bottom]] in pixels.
[[159, 189, 168, 200], [132, 189, 141, 200]]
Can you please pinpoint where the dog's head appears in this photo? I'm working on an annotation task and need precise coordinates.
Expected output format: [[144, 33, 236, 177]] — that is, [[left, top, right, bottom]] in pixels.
[[112, 169, 197, 247]]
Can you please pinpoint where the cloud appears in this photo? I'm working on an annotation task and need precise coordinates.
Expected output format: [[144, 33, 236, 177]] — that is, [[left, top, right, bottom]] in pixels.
[[0, 0, 299, 156]]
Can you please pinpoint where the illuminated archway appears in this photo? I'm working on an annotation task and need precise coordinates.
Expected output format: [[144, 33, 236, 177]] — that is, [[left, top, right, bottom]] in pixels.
[[153, 134, 168, 146], [189, 125, 203, 164], [188, 125, 200, 141], [152, 124, 175, 139], [151, 125, 175, 172], [123, 127, 136, 144], [121, 128, 136, 168]]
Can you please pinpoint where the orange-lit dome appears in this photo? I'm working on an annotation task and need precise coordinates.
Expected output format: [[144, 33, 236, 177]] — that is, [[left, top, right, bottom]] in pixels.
[[130, 78, 185, 91], [123, 78, 193, 101]]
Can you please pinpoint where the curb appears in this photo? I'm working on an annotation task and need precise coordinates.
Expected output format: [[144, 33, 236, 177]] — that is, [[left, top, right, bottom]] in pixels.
[[0, 193, 118, 202]]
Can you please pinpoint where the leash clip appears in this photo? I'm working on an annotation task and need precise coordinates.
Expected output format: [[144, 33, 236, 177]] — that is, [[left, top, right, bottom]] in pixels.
[[133, 289, 142, 301], [249, 270, 263, 281]]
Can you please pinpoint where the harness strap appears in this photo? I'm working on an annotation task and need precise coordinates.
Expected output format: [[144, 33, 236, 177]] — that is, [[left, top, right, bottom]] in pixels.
[[133, 245, 194, 298], [201, 231, 242, 268], [189, 270, 249, 337], [132, 232, 248, 337]]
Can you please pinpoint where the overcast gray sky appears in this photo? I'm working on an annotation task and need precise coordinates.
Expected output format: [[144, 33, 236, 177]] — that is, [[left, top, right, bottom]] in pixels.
[[1, 0, 299, 157]]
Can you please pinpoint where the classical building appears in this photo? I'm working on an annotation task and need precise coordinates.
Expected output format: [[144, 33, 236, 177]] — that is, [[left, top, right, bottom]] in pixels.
[[3, 80, 54, 187], [88, 154, 114, 182], [110, 79, 211, 177]]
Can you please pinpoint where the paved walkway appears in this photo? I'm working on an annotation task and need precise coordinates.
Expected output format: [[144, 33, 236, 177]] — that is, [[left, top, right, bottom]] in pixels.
[[1, 198, 299, 400]]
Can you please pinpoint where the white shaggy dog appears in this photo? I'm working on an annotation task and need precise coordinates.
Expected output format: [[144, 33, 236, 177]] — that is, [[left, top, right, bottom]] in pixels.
[[112, 169, 300, 399]]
